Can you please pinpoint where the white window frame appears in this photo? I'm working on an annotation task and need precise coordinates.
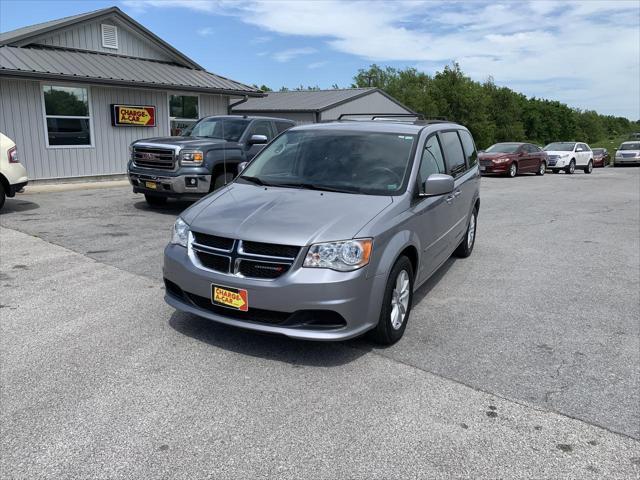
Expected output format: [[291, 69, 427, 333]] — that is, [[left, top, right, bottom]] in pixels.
[[167, 92, 200, 135], [101, 24, 118, 49], [41, 82, 95, 149]]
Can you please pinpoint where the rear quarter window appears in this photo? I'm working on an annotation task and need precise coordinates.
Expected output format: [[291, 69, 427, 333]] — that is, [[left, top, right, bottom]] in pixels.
[[458, 130, 477, 167], [440, 131, 467, 176]]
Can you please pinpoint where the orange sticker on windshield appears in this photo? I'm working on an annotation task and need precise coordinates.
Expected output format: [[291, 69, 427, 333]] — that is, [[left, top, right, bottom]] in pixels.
[[211, 284, 248, 311]]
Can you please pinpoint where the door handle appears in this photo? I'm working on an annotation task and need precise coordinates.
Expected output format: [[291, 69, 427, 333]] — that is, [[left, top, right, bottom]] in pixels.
[[445, 195, 454, 203], [453, 190, 461, 197]]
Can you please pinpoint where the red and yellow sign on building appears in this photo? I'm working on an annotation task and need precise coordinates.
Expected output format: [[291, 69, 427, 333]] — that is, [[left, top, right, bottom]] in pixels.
[[111, 104, 156, 127]]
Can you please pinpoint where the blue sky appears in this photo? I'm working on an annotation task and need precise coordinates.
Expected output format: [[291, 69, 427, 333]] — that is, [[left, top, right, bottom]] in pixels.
[[1, 0, 638, 119]]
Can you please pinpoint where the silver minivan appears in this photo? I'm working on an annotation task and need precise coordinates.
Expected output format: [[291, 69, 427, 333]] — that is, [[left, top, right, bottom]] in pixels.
[[163, 119, 480, 344]]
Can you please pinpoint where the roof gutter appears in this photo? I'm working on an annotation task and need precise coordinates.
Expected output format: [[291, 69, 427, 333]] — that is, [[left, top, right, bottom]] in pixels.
[[228, 95, 249, 114]]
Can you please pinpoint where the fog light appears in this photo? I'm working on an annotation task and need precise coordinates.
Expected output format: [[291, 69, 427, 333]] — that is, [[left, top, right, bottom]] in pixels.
[[186, 177, 198, 187]]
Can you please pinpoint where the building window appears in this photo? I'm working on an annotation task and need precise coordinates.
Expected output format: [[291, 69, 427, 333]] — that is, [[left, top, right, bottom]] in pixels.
[[169, 94, 199, 136], [42, 85, 92, 147]]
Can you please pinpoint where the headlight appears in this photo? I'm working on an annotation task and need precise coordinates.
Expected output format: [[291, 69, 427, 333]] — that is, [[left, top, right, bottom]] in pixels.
[[303, 239, 372, 271], [493, 157, 510, 163], [180, 150, 204, 166], [171, 217, 189, 247], [560, 153, 570, 158]]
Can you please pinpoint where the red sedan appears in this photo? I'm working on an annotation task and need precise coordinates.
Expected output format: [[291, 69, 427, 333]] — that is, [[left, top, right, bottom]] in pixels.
[[479, 142, 548, 177], [592, 148, 610, 167]]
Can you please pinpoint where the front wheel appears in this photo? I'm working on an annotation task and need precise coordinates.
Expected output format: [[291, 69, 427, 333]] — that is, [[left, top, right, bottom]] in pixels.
[[584, 160, 593, 174], [508, 162, 517, 178], [536, 161, 546, 176], [144, 194, 167, 207], [565, 160, 576, 174], [370, 256, 414, 345], [454, 207, 478, 258]]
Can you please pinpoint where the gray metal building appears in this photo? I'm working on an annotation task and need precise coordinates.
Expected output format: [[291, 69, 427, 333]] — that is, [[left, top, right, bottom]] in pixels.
[[232, 88, 414, 125], [0, 6, 261, 180]]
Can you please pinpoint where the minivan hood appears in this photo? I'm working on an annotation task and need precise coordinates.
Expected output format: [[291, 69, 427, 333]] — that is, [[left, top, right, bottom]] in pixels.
[[134, 136, 236, 150], [188, 183, 393, 246]]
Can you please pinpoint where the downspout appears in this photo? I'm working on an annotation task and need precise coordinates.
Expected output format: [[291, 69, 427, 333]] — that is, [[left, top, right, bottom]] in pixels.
[[228, 95, 248, 114]]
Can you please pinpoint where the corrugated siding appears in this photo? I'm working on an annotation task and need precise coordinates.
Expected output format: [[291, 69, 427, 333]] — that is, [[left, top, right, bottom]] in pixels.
[[234, 111, 316, 125], [0, 77, 231, 180], [321, 91, 410, 120], [33, 18, 173, 63]]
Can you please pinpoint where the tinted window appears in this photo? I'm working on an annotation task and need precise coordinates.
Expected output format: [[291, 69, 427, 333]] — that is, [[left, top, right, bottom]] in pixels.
[[275, 121, 293, 134], [247, 120, 274, 141], [188, 118, 250, 142], [419, 135, 446, 183], [440, 131, 466, 176], [459, 130, 477, 166], [530, 144, 541, 152], [486, 143, 521, 153], [544, 142, 575, 151]]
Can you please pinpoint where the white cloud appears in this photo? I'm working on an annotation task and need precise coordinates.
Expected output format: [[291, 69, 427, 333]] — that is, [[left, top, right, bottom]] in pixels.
[[196, 27, 214, 36], [307, 61, 328, 69], [272, 47, 316, 63], [122, 0, 640, 118]]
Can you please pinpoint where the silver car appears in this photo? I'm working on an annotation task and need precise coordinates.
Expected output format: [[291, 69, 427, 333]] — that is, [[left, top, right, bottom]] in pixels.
[[614, 141, 640, 166], [163, 120, 481, 344]]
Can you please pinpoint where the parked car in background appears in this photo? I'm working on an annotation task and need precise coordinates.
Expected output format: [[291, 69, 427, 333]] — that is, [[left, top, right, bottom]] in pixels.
[[614, 142, 640, 166], [478, 142, 547, 177], [128, 115, 295, 206], [591, 148, 610, 167], [543, 142, 594, 174], [0, 133, 28, 210], [163, 119, 481, 345]]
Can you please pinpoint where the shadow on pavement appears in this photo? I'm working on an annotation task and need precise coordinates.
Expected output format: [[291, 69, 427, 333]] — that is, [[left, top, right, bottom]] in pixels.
[[133, 200, 194, 216], [169, 310, 370, 367], [0, 199, 40, 214]]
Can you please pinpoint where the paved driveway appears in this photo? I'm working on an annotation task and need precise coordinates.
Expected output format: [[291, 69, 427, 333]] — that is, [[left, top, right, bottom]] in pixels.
[[1, 168, 639, 478]]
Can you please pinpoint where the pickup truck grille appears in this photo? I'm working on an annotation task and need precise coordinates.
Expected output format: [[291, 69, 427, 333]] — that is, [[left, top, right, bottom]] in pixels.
[[132, 146, 176, 170], [190, 233, 302, 279]]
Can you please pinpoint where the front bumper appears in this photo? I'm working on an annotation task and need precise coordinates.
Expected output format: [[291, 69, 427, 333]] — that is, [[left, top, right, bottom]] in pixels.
[[547, 157, 569, 168], [8, 180, 28, 197], [614, 157, 640, 166], [128, 166, 211, 199], [163, 244, 387, 340], [479, 162, 510, 174]]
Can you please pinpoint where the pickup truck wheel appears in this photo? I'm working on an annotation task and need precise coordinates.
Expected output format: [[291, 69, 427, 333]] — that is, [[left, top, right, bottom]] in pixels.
[[370, 256, 414, 345], [536, 161, 546, 176], [454, 207, 478, 258], [144, 194, 167, 206], [565, 160, 576, 174], [584, 160, 593, 174], [0, 183, 5, 210], [213, 172, 235, 191]]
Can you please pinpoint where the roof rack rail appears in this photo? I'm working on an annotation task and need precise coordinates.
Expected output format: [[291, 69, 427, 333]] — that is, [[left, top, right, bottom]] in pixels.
[[337, 113, 424, 121]]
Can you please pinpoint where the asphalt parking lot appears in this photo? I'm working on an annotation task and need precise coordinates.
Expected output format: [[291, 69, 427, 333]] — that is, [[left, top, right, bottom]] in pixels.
[[1, 168, 639, 478]]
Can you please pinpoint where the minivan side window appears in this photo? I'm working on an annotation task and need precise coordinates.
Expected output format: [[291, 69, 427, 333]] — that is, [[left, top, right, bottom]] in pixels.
[[440, 131, 466, 176], [246, 120, 274, 141], [419, 135, 446, 183], [458, 130, 477, 167], [275, 121, 293, 134]]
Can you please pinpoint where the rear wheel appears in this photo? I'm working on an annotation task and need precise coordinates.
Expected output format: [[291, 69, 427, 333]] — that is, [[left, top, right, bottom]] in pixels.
[[144, 194, 167, 207], [213, 172, 235, 191], [536, 161, 546, 176], [565, 160, 576, 174], [508, 162, 517, 178], [584, 160, 593, 174], [0, 183, 5, 210], [454, 207, 478, 258], [370, 256, 414, 345]]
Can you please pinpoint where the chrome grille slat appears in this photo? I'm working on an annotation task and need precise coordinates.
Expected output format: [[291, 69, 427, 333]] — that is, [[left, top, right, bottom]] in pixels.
[[132, 146, 176, 170]]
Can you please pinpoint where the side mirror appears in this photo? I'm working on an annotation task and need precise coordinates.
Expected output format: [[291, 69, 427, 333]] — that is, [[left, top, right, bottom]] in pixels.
[[420, 174, 454, 197], [248, 134, 268, 145], [237, 162, 248, 174]]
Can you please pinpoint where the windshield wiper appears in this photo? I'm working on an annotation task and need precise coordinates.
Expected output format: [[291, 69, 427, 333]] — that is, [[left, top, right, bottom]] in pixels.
[[273, 182, 360, 194], [238, 175, 272, 186]]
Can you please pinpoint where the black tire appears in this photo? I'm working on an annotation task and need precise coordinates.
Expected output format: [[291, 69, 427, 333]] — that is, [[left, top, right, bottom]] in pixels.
[[212, 172, 235, 191], [454, 207, 478, 258], [507, 162, 517, 178], [584, 160, 593, 174], [144, 194, 167, 206], [370, 256, 414, 346], [565, 159, 576, 174], [536, 161, 546, 176], [0, 183, 5, 210]]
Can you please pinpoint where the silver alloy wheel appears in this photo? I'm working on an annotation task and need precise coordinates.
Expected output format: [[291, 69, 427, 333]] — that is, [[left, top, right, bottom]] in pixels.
[[587, 161, 593, 173], [569, 161, 575, 173], [390, 270, 410, 330], [509, 163, 517, 177], [468, 211, 476, 247], [539, 162, 546, 174]]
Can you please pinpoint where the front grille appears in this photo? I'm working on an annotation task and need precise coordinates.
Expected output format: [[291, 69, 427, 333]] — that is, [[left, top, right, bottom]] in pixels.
[[192, 232, 234, 251], [241, 241, 300, 259], [133, 146, 176, 170], [239, 260, 292, 279], [621, 153, 638, 158], [480, 160, 492, 167], [197, 252, 231, 272], [548, 159, 557, 166]]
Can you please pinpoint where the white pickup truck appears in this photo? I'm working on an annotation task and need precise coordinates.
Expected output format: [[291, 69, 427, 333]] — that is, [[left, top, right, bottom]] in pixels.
[[0, 133, 28, 210]]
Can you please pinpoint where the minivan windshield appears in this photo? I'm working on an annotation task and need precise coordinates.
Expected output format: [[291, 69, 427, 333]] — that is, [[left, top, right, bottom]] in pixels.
[[544, 142, 575, 151], [620, 143, 640, 150], [238, 130, 416, 195], [184, 118, 251, 142], [485, 143, 522, 153]]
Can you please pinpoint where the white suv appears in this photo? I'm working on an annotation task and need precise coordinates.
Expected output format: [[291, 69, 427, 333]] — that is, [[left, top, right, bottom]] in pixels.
[[543, 142, 594, 174], [0, 133, 28, 210]]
